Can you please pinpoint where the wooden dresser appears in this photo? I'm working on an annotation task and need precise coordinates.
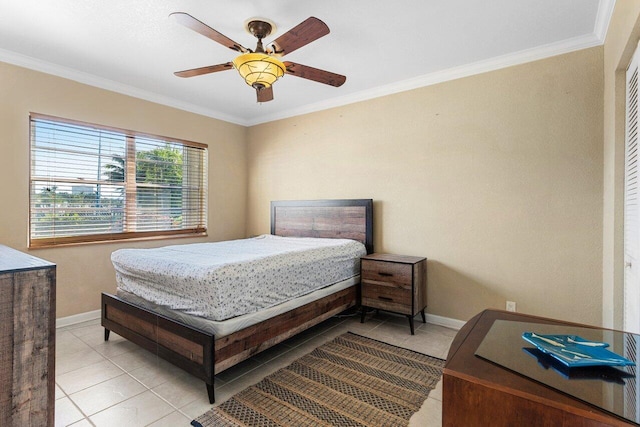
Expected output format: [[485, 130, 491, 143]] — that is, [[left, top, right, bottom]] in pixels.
[[360, 253, 427, 334], [444, 309, 635, 426], [0, 246, 56, 426]]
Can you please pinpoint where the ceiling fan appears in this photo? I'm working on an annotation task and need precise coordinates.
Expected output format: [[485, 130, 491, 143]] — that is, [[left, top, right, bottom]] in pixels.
[[170, 12, 346, 102]]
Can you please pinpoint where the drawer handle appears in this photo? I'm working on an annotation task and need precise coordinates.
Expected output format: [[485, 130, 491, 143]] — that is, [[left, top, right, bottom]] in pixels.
[[378, 296, 393, 302], [379, 272, 394, 277]]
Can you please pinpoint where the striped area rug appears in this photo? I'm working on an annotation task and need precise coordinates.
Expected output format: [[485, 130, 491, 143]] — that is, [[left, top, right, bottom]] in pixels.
[[192, 332, 445, 427]]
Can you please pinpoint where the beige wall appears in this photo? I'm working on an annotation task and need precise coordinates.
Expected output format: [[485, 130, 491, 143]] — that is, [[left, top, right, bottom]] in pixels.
[[0, 61, 247, 318], [247, 47, 604, 324], [0, 27, 613, 325], [602, 1, 640, 330]]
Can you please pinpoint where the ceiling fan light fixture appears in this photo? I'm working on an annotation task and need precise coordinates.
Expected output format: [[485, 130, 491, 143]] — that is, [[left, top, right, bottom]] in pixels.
[[171, 13, 345, 102], [233, 53, 285, 88]]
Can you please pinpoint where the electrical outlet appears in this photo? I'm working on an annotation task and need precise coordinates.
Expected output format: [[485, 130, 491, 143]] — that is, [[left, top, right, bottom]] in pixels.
[[506, 301, 517, 312]]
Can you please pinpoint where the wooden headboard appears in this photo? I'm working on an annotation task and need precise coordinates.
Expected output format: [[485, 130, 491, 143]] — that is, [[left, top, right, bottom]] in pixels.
[[270, 199, 374, 254]]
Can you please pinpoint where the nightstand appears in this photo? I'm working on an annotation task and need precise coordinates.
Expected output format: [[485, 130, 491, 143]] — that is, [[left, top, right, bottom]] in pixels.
[[360, 253, 427, 334]]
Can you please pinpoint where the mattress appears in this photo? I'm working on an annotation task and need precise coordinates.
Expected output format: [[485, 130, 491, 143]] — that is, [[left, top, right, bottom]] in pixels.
[[111, 234, 366, 321], [116, 277, 358, 338]]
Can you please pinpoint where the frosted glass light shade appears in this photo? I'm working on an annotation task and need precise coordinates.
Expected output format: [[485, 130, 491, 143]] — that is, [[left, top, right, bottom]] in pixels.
[[233, 53, 285, 88]]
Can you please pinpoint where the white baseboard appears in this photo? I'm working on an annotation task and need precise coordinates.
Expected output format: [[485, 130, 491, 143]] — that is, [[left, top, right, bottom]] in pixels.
[[55, 308, 466, 331], [56, 309, 101, 329], [426, 313, 465, 331]]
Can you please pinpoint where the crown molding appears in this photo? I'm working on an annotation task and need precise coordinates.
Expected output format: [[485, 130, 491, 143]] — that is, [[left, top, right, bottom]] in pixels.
[[247, 32, 603, 125], [1, 0, 616, 128], [594, 0, 616, 42], [0, 48, 248, 126]]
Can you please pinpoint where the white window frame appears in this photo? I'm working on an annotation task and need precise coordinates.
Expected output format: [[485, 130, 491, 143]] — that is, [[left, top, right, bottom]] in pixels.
[[29, 113, 208, 248]]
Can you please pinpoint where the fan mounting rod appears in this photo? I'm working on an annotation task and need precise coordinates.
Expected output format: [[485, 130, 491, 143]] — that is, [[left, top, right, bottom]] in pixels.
[[246, 20, 274, 53], [247, 20, 273, 40]]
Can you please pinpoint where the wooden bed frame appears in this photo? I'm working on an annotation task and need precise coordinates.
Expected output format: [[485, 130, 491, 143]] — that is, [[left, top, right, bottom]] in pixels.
[[101, 199, 373, 403]]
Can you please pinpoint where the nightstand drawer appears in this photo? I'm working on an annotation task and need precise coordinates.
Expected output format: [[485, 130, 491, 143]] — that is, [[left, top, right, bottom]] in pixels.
[[360, 253, 427, 335], [361, 283, 412, 315], [361, 259, 412, 288]]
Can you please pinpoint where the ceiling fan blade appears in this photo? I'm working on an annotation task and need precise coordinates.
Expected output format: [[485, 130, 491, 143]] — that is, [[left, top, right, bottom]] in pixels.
[[267, 17, 329, 56], [174, 62, 233, 78], [284, 62, 346, 87], [170, 12, 248, 53], [256, 85, 274, 102]]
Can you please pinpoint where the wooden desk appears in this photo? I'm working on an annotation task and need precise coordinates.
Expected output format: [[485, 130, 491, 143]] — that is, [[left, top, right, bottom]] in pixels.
[[443, 309, 635, 427]]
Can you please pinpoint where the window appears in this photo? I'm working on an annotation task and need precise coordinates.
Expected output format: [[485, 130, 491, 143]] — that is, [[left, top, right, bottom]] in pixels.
[[29, 113, 208, 248]]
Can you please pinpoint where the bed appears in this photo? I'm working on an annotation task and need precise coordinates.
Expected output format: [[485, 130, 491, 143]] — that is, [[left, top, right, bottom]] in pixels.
[[101, 199, 373, 403]]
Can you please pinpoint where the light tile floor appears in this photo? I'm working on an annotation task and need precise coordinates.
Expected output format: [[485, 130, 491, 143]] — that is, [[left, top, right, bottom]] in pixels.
[[55, 311, 456, 427]]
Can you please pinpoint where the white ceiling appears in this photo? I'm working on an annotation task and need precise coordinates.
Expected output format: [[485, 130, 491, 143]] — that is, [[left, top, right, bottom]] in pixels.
[[0, 0, 613, 126]]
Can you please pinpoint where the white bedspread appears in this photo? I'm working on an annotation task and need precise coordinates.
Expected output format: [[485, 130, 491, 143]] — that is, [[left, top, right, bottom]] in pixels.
[[111, 234, 366, 321]]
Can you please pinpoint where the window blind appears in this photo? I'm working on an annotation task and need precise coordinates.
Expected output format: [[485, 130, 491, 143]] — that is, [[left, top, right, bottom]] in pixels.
[[29, 114, 208, 247]]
